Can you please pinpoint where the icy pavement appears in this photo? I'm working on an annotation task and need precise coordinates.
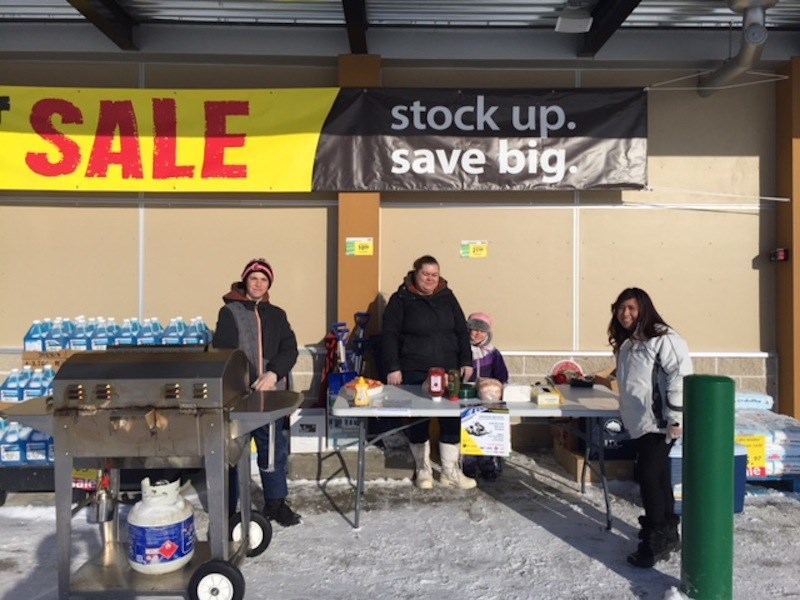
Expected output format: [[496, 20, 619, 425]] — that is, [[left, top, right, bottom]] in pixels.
[[0, 450, 798, 599]]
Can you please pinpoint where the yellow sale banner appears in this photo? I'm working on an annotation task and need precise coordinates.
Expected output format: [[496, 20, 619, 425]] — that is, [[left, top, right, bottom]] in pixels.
[[0, 86, 339, 193]]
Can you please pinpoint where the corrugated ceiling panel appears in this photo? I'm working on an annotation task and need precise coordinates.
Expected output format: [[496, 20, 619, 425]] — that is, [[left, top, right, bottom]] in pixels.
[[1, 0, 800, 29]]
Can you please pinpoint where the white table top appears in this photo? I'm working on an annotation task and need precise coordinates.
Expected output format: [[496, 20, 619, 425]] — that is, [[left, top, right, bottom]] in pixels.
[[331, 384, 619, 419]]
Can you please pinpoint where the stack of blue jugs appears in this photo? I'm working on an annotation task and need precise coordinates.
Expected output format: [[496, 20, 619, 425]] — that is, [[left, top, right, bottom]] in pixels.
[[161, 316, 185, 345], [69, 317, 93, 350], [44, 318, 71, 351], [23, 320, 48, 351], [0, 368, 23, 402], [42, 363, 56, 396], [24, 429, 50, 466], [0, 422, 31, 467], [114, 318, 138, 346], [21, 314, 210, 352], [21, 368, 46, 401], [182, 316, 212, 345], [137, 318, 163, 346], [0, 363, 57, 403], [92, 317, 114, 350]]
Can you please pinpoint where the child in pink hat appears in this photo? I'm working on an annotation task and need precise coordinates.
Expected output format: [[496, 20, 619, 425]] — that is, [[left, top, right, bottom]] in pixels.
[[466, 312, 508, 383], [463, 312, 509, 481]]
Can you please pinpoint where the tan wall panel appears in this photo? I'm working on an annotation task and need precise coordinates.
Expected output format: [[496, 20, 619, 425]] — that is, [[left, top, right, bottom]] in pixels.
[[144, 206, 332, 347], [647, 85, 775, 197], [579, 208, 775, 352], [0, 205, 139, 346], [381, 207, 573, 350]]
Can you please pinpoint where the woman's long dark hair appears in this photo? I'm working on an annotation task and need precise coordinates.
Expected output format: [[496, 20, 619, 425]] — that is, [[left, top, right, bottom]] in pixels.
[[607, 287, 670, 354]]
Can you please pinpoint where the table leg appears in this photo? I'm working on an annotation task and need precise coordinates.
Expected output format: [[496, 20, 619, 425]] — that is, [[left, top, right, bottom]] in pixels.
[[596, 421, 612, 530], [579, 418, 613, 530], [353, 417, 367, 529], [580, 423, 590, 495]]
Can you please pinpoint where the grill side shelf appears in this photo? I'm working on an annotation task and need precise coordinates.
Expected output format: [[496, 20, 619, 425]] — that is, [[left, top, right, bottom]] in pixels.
[[229, 390, 303, 438], [0, 396, 54, 435]]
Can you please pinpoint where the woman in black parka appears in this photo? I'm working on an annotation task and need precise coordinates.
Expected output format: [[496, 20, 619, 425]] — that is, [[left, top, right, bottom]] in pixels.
[[382, 255, 476, 490]]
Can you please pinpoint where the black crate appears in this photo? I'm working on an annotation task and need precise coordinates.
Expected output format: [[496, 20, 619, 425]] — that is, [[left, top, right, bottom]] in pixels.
[[582, 417, 636, 460]]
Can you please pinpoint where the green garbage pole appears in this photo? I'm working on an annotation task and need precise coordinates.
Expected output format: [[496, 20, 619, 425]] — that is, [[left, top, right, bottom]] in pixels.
[[681, 374, 736, 599]]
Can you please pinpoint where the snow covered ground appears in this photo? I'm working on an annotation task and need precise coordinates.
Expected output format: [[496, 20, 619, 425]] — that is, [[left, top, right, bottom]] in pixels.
[[0, 448, 798, 600]]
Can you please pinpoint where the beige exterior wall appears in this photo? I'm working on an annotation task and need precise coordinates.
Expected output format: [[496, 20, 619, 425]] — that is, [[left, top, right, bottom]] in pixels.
[[0, 58, 779, 401]]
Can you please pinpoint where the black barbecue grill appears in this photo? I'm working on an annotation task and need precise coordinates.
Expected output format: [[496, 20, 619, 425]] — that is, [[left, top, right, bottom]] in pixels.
[[2, 348, 302, 600]]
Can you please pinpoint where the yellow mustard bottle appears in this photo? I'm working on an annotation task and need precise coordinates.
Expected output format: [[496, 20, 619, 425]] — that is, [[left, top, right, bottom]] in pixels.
[[353, 376, 371, 407]]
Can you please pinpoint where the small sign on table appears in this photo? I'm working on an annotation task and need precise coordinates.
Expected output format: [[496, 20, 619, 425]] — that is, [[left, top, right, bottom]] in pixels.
[[460, 403, 511, 457]]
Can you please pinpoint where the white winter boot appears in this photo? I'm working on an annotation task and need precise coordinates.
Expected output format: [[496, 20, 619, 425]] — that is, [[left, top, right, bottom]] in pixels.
[[439, 442, 477, 489], [409, 441, 434, 490]]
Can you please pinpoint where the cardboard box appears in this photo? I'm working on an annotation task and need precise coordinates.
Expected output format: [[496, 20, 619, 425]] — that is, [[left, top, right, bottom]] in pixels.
[[533, 384, 562, 406], [22, 350, 77, 370], [593, 368, 619, 394], [552, 438, 634, 482], [289, 408, 327, 454], [512, 423, 553, 450], [550, 419, 582, 452]]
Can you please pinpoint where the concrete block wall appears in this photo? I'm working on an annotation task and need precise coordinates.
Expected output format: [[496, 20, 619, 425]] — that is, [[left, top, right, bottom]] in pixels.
[[501, 353, 778, 399]]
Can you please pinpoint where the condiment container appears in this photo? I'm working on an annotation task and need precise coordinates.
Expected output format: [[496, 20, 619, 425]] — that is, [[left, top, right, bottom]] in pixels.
[[428, 367, 445, 401], [353, 376, 371, 407]]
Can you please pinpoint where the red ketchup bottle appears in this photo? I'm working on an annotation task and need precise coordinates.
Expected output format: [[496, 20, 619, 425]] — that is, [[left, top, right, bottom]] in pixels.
[[428, 367, 445, 401]]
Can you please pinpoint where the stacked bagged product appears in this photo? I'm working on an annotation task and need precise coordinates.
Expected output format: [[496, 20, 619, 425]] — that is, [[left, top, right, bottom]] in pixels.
[[734, 392, 800, 478]]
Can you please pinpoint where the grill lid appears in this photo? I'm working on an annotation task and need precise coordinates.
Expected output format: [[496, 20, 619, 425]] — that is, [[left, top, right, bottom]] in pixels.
[[52, 348, 250, 410]]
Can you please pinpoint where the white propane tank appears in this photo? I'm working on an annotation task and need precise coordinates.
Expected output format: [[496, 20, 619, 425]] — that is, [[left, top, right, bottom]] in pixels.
[[127, 477, 195, 575]]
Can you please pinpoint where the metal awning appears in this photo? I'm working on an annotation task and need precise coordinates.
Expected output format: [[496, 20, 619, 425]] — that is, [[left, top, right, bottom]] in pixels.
[[0, 0, 799, 56]]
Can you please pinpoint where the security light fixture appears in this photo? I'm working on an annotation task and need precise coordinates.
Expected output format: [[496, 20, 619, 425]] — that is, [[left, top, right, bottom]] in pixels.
[[555, 2, 593, 34]]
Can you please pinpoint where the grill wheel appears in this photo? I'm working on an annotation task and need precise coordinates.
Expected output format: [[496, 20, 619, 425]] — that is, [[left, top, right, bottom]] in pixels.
[[188, 559, 245, 600]]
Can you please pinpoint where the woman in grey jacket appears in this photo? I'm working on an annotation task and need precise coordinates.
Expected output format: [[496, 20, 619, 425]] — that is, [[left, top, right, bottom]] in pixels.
[[608, 287, 693, 568]]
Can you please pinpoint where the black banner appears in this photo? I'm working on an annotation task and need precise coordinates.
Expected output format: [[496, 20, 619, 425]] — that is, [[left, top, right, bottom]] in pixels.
[[313, 88, 647, 192]]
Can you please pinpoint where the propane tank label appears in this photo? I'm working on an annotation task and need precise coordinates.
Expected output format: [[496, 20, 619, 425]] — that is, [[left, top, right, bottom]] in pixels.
[[128, 516, 195, 567]]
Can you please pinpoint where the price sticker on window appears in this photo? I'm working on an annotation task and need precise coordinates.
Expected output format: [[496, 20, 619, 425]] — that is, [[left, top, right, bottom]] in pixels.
[[735, 434, 767, 477], [345, 237, 374, 256], [460, 240, 489, 258]]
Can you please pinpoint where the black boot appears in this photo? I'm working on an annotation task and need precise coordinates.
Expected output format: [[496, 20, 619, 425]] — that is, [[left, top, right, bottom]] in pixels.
[[628, 524, 671, 568], [638, 515, 680, 551], [263, 498, 301, 527], [664, 514, 681, 552], [637, 515, 652, 540]]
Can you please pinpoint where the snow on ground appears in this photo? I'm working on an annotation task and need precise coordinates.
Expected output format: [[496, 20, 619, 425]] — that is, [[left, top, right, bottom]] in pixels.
[[0, 449, 798, 599]]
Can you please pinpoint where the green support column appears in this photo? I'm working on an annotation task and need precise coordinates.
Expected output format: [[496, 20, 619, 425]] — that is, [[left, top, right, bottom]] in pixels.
[[681, 374, 736, 599]]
